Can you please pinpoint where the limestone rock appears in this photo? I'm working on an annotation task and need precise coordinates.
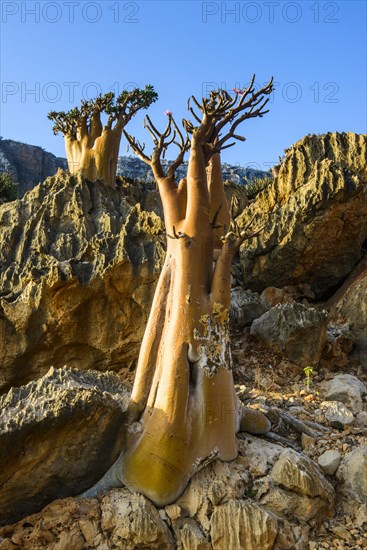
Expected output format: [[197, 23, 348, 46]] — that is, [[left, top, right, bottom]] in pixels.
[[320, 374, 367, 412], [0, 497, 102, 550], [336, 446, 367, 504], [260, 286, 295, 309], [239, 406, 271, 434], [172, 518, 211, 550], [100, 488, 174, 549], [331, 258, 367, 366], [0, 171, 165, 392], [237, 434, 282, 478], [250, 302, 328, 367], [238, 132, 367, 296], [175, 459, 249, 532], [320, 400, 354, 426], [0, 366, 129, 525], [321, 323, 355, 369], [259, 448, 335, 524], [210, 499, 278, 550], [230, 287, 265, 328], [356, 411, 367, 427], [318, 450, 341, 475]]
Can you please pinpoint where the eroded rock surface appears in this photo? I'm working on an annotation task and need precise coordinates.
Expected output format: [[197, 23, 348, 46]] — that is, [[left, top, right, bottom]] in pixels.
[[0, 367, 129, 525], [250, 302, 328, 367], [0, 171, 165, 392], [320, 373, 367, 413], [230, 287, 266, 328], [331, 258, 367, 366], [336, 446, 367, 505], [238, 132, 367, 297]]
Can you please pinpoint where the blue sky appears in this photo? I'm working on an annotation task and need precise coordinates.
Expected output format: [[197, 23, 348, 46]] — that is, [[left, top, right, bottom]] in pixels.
[[0, 0, 366, 170]]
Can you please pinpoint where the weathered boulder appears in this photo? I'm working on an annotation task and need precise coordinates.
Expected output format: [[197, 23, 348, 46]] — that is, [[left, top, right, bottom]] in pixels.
[[0, 367, 129, 525], [259, 448, 335, 524], [239, 406, 271, 435], [336, 446, 367, 504], [210, 499, 278, 550], [238, 132, 367, 297], [320, 400, 354, 426], [0, 171, 165, 392], [321, 323, 355, 369], [101, 489, 175, 549], [172, 518, 211, 550], [230, 287, 266, 328], [250, 302, 328, 366], [260, 286, 295, 309], [320, 374, 367, 412], [330, 257, 367, 366], [317, 450, 342, 476]]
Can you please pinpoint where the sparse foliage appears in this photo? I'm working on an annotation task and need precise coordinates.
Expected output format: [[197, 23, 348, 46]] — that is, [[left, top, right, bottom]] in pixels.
[[48, 86, 158, 186], [303, 366, 314, 392]]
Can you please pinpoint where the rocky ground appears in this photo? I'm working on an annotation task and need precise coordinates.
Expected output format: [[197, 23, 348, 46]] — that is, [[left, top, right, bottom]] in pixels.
[[0, 333, 365, 549], [232, 333, 367, 550]]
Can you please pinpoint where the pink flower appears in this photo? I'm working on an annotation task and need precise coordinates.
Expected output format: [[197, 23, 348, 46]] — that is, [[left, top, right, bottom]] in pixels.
[[164, 110, 172, 115], [233, 87, 244, 95]]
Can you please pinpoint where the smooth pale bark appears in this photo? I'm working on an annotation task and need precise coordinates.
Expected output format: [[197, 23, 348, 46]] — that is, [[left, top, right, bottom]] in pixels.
[[82, 151, 243, 506], [65, 125, 122, 187], [122, 149, 240, 505]]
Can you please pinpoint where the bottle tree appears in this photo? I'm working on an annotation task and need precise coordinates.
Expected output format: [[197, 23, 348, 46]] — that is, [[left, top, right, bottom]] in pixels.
[[48, 86, 158, 187], [84, 75, 274, 506]]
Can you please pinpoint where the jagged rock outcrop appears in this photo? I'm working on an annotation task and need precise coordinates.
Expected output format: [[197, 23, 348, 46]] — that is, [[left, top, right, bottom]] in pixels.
[[0, 435, 335, 549], [0, 367, 130, 525], [250, 303, 328, 367], [0, 171, 165, 392], [0, 139, 67, 195], [238, 132, 367, 297], [230, 287, 266, 328]]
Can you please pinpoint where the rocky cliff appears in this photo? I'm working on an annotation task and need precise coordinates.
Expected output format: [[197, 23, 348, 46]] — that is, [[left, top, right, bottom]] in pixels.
[[0, 140, 67, 195], [0, 171, 165, 392], [238, 131, 367, 298]]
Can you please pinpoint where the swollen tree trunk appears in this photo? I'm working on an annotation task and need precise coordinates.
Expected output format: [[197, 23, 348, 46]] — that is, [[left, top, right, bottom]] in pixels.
[[66, 123, 123, 187], [82, 78, 274, 505], [48, 86, 158, 188], [85, 149, 241, 506]]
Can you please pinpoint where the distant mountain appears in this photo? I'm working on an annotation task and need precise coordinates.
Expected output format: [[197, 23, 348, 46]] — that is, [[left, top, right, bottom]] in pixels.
[[116, 156, 270, 186], [0, 139, 67, 196], [0, 138, 270, 196]]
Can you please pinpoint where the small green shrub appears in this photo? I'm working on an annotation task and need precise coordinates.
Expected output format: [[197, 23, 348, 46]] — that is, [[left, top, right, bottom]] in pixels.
[[0, 172, 18, 202], [303, 366, 314, 392], [245, 176, 273, 200]]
